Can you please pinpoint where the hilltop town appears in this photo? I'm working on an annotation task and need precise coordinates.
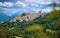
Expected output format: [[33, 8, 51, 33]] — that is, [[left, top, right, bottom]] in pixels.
[[10, 11, 44, 22]]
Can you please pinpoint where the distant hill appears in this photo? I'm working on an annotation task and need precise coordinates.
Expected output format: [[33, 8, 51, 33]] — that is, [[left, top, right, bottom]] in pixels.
[[0, 13, 12, 23]]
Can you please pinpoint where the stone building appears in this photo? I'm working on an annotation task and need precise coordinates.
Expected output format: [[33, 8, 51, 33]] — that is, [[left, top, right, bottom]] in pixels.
[[10, 11, 44, 22]]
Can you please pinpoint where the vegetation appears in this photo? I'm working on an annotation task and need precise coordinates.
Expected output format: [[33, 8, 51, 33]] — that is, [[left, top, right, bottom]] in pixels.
[[0, 8, 60, 38], [0, 26, 20, 38], [22, 13, 26, 17]]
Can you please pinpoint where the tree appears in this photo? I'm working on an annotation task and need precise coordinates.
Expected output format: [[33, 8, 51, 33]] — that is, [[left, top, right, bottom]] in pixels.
[[53, 2, 58, 10], [22, 13, 26, 17]]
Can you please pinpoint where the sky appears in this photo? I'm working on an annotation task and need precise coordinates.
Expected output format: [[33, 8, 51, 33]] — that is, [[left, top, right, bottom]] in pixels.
[[0, 0, 60, 16]]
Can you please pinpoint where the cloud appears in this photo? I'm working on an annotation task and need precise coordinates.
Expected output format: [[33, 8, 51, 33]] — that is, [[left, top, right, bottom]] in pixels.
[[42, 7, 53, 13], [0, 2, 3, 6], [25, 0, 53, 4], [30, 4, 39, 7], [0, 7, 16, 16], [15, 1, 26, 8], [0, 1, 27, 8], [0, 0, 59, 15], [0, 2, 13, 7], [55, 0, 60, 4], [3, 2, 13, 7]]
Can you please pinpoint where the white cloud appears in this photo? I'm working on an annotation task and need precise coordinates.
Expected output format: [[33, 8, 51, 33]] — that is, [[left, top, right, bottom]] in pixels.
[[3, 2, 13, 7], [55, 0, 60, 4], [25, 0, 53, 4], [8, 14, 12, 16], [16, 1, 26, 7], [31, 4, 39, 7], [42, 7, 53, 13], [0, 2, 13, 7], [0, 2, 3, 6], [0, 0, 59, 15], [0, 8, 16, 16]]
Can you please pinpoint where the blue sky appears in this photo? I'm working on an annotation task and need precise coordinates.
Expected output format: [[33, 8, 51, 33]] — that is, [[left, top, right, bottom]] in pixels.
[[0, 0, 60, 16]]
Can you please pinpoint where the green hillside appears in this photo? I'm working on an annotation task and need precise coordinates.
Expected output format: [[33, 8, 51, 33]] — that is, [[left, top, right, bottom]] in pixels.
[[0, 9, 60, 38]]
